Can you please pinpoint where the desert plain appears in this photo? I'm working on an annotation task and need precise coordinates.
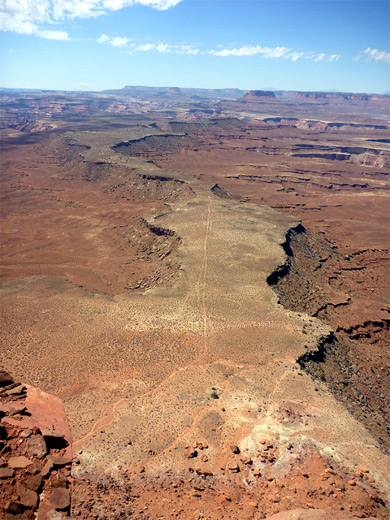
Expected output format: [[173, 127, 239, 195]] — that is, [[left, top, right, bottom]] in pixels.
[[0, 87, 389, 519]]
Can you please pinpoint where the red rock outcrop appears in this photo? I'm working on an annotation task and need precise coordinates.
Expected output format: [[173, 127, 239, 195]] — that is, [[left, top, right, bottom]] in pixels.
[[0, 370, 72, 519]]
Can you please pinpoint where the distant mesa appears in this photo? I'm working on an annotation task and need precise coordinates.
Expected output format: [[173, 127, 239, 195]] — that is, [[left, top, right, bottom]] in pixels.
[[291, 91, 371, 102], [156, 87, 184, 99], [239, 89, 389, 106], [165, 87, 182, 95], [241, 90, 279, 102], [279, 91, 389, 105], [102, 85, 247, 100]]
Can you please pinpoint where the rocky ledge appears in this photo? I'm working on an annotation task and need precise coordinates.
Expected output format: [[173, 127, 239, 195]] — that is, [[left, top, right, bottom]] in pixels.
[[0, 369, 73, 520]]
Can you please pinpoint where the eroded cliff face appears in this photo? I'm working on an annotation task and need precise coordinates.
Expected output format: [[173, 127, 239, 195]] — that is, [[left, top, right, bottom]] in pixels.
[[267, 226, 390, 450]]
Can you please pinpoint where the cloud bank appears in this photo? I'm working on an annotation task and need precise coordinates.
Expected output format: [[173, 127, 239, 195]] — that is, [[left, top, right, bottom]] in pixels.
[[208, 45, 340, 62], [98, 34, 199, 54], [0, 0, 182, 39], [97, 36, 343, 62]]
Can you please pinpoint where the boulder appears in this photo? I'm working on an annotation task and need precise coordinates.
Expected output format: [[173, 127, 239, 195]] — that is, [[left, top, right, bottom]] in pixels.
[[43, 429, 65, 442], [18, 483, 38, 509], [8, 455, 33, 469], [0, 369, 13, 387], [0, 401, 27, 414], [0, 467, 14, 478], [49, 488, 70, 510], [24, 386, 73, 458], [47, 455, 72, 467], [6, 384, 26, 396], [51, 477, 67, 488], [226, 461, 240, 472], [26, 462, 40, 474], [25, 474, 43, 491], [47, 511, 69, 520], [183, 447, 197, 459], [6, 501, 23, 514], [25, 435, 47, 458], [41, 460, 54, 476]]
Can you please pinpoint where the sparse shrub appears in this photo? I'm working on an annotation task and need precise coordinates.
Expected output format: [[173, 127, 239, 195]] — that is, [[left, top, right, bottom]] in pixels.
[[211, 391, 219, 399], [315, 388, 319, 392]]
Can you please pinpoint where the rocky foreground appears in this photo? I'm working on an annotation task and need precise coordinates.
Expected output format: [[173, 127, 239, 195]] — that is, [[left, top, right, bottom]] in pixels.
[[0, 370, 73, 519], [0, 369, 388, 519]]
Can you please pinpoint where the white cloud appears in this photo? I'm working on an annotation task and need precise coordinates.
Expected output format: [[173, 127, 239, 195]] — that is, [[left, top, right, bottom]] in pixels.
[[314, 53, 325, 62], [98, 34, 131, 47], [209, 45, 335, 62], [97, 33, 110, 43], [0, 13, 35, 35], [209, 45, 290, 58], [37, 28, 70, 40], [328, 54, 341, 62], [102, 0, 181, 10], [289, 51, 304, 62], [110, 35, 130, 46], [363, 47, 390, 64], [0, 0, 182, 39], [103, 37, 199, 54], [156, 43, 169, 53], [135, 43, 155, 51], [155, 43, 198, 54]]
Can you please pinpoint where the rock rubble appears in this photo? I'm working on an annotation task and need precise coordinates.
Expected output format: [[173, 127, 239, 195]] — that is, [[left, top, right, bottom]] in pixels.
[[0, 370, 73, 520]]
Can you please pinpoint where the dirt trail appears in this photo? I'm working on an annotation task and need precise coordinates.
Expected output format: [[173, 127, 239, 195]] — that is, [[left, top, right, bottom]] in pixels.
[[201, 199, 212, 355]]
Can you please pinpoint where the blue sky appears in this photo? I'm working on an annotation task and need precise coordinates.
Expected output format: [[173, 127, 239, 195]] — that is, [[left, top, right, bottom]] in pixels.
[[1, 0, 389, 93]]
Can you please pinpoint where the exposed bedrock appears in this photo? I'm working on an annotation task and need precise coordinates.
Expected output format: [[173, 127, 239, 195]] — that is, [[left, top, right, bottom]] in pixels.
[[291, 152, 351, 161], [210, 183, 236, 200], [111, 133, 195, 155], [0, 370, 73, 519], [267, 225, 390, 450], [257, 116, 389, 133]]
